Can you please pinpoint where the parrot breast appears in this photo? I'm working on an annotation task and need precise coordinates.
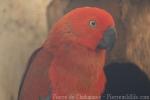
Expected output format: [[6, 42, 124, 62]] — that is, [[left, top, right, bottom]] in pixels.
[[48, 43, 106, 100]]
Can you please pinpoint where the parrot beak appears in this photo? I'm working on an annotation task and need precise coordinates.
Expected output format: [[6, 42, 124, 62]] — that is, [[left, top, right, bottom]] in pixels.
[[96, 27, 116, 52]]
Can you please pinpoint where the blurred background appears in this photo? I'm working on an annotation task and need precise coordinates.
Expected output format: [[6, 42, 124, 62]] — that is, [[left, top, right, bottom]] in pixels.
[[0, 0, 150, 100]]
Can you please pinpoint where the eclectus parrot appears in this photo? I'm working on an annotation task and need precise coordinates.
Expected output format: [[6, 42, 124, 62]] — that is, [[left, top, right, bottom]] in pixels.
[[18, 7, 116, 100]]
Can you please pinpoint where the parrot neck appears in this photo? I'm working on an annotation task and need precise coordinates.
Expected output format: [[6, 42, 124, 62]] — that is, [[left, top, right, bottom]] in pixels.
[[49, 44, 107, 100]]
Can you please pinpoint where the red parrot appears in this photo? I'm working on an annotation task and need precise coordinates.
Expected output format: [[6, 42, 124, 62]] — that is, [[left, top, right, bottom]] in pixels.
[[18, 7, 116, 100]]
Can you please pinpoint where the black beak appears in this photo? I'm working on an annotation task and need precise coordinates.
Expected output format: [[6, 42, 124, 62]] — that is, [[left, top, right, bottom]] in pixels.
[[96, 27, 116, 51]]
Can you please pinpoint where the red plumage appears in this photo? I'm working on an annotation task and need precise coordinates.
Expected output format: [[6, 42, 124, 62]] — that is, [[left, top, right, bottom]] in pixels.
[[18, 7, 116, 100]]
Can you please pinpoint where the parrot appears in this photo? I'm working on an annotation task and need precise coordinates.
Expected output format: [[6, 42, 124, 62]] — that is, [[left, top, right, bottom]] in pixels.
[[18, 7, 116, 100]]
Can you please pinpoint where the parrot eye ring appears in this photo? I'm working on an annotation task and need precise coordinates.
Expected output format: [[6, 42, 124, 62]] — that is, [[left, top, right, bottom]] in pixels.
[[89, 20, 96, 28]]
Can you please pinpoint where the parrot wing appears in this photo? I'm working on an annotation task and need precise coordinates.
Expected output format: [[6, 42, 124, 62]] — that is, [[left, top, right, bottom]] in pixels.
[[18, 47, 53, 100]]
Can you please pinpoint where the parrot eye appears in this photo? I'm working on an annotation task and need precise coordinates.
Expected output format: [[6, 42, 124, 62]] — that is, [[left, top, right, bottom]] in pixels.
[[89, 20, 96, 28]]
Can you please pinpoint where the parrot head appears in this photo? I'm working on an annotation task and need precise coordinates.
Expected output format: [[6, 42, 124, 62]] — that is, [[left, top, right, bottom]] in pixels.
[[46, 7, 116, 52]]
